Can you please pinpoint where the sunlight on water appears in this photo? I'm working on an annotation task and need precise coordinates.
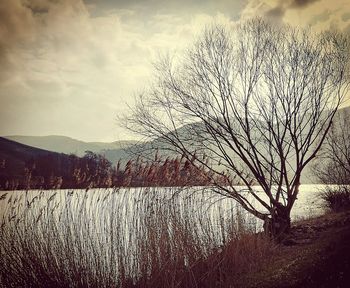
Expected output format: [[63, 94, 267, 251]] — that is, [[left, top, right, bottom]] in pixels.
[[0, 185, 329, 282], [0, 184, 326, 227]]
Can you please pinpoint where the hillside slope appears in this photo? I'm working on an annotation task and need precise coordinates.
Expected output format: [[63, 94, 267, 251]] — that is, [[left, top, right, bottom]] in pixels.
[[3, 106, 349, 184], [0, 137, 66, 176], [1, 134, 178, 170], [0, 137, 117, 190], [4, 135, 137, 160]]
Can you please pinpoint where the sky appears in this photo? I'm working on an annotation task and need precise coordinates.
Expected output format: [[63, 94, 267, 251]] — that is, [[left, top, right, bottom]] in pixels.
[[0, 0, 350, 142]]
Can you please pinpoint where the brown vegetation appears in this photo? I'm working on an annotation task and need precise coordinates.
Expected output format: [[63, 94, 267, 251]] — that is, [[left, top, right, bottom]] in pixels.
[[2, 188, 350, 287], [321, 186, 350, 212], [0, 151, 230, 190], [238, 211, 350, 288], [0, 188, 274, 288]]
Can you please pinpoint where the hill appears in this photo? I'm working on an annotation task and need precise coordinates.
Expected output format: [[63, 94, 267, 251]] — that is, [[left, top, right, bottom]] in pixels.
[[0, 137, 114, 190], [2, 135, 139, 165], [3, 135, 138, 155], [127, 106, 350, 184], [0, 136, 66, 176], [0, 137, 221, 190], [3, 106, 349, 186]]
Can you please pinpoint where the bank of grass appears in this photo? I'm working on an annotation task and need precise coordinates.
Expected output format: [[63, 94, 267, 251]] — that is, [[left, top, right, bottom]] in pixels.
[[0, 188, 275, 288], [239, 210, 350, 288]]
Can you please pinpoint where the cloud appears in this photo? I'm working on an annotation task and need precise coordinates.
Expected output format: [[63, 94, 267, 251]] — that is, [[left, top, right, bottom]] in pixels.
[[342, 12, 350, 22], [262, 0, 321, 22], [0, 0, 241, 141], [0, 0, 36, 45], [0, 1, 36, 78], [290, 0, 320, 9], [244, 0, 320, 21], [83, 0, 244, 20], [1, 0, 349, 141], [241, 0, 350, 32], [264, 5, 285, 23]]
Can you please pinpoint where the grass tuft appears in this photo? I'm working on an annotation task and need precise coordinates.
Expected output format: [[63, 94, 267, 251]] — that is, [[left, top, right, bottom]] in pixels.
[[321, 185, 350, 212]]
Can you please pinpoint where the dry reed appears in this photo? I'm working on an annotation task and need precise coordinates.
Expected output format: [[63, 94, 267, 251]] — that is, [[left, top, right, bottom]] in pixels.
[[0, 187, 274, 287]]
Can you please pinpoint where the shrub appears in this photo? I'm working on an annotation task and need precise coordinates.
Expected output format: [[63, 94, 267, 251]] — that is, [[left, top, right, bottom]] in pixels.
[[321, 186, 350, 212]]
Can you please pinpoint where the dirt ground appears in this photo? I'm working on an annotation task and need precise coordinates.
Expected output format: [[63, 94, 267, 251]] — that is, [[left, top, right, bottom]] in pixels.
[[238, 211, 350, 288]]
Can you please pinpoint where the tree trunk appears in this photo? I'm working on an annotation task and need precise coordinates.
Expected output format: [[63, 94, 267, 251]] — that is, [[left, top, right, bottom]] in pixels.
[[263, 203, 291, 238]]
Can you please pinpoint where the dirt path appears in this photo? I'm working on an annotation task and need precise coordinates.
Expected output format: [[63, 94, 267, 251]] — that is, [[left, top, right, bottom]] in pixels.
[[239, 211, 350, 288]]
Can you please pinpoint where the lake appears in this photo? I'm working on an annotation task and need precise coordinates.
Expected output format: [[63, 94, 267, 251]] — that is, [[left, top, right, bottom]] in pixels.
[[0, 184, 327, 239], [0, 184, 329, 283]]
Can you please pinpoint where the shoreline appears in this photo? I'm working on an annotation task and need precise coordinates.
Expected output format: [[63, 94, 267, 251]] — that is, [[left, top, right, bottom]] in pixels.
[[238, 210, 350, 287]]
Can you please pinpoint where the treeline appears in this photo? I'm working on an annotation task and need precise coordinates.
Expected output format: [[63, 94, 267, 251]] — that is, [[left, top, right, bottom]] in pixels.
[[0, 151, 111, 190], [0, 151, 230, 190]]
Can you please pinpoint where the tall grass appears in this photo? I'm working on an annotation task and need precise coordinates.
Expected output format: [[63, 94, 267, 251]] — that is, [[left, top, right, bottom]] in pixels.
[[0, 188, 274, 287], [321, 185, 350, 212]]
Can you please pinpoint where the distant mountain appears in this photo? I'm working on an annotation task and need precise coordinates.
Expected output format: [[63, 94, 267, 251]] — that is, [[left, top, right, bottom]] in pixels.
[[3, 135, 138, 164], [126, 106, 350, 184], [3, 106, 349, 185]]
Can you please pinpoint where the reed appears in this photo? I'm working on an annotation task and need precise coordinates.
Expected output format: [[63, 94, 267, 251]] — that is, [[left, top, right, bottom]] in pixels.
[[0, 187, 274, 287]]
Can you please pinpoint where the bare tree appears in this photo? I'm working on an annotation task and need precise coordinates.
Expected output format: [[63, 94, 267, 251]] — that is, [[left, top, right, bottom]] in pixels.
[[124, 18, 350, 236], [313, 108, 350, 184]]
